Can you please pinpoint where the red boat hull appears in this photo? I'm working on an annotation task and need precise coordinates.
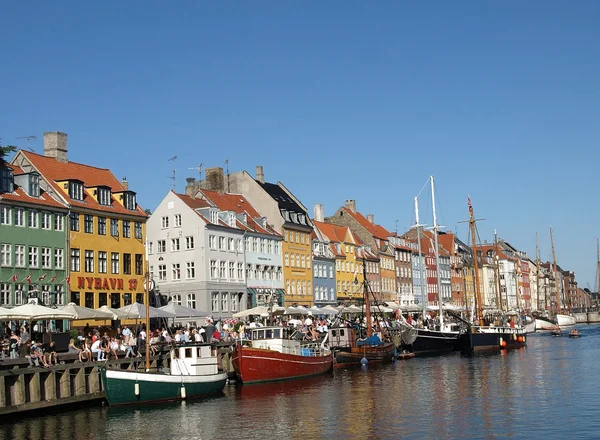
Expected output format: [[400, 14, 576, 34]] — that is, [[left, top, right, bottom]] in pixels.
[[232, 346, 333, 384]]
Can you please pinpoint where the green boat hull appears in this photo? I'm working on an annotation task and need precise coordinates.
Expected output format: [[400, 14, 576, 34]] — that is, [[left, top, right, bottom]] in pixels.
[[100, 368, 227, 406]]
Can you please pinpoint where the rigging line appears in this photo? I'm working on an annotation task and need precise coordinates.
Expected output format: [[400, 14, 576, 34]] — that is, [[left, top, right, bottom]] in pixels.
[[416, 177, 431, 199], [433, 179, 446, 232]]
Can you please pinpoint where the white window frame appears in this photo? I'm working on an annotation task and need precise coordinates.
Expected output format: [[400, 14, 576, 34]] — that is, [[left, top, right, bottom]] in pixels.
[[41, 247, 52, 269], [0, 244, 11, 267]]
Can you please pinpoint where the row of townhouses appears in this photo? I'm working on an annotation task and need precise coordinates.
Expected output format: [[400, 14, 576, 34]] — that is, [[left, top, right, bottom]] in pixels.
[[0, 132, 593, 318]]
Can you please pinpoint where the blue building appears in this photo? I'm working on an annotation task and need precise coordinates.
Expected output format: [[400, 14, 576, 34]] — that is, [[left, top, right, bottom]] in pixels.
[[311, 228, 336, 305]]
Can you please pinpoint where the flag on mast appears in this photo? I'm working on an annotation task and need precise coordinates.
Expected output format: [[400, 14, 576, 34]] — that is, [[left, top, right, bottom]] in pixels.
[[38, 273, 47, 281], [50, 274, 58, 282], [26, 275, 31, 284], [11, 273, 18, 282]]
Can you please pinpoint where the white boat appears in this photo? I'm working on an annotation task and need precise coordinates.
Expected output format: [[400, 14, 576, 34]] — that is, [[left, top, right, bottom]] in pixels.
[[535, 317, 560, 332], [556, 314, 576, 327], [523, 317, 536, 334]]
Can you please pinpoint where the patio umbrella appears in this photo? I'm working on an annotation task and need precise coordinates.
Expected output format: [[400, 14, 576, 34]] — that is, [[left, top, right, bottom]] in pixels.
[[97, 305, 130, 319], [0, 303, 76, 321], [159, 303, 209, 318], [319, 305, 340, 315], [59, 303, 114, 320], [117, 302, 176, 319], [232, 306, 285, 319]]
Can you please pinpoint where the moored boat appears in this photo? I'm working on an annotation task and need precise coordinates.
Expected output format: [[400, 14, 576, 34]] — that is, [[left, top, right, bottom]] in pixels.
[[557, 314, 577, 327], [101, 343, 228, 405], [568, 329, 581, 338], [232, 326, 333, 384], [535, 316, 560, 332], [329, 327, 394, 367]]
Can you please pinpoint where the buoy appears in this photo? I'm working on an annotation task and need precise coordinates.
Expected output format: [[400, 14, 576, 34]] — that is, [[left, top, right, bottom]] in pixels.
[[134, 383, 140, 396], [517, 336, 523, 343], [360, 357, 368, 365], [181, 386, 186, 399]]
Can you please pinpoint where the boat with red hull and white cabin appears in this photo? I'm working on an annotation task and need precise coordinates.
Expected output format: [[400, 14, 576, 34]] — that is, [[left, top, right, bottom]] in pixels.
[[232, 326, 333, 384]]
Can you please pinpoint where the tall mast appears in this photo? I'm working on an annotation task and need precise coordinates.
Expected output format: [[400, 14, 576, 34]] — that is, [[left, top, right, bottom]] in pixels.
[[514, 258, 522, 311], [550, 227, 560, 315], [535, 232, 540, 312], [430, 176, 444, 326], [363, 253, 372, 337], [468, 197, 484, 325], [494, 230, 503, 311], [144, 269, 150, 372], [597, 238, 600, 304], [415, 196, 427, 316]]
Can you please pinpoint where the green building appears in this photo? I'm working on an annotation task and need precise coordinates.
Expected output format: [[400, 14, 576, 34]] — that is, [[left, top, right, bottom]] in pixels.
[[0, 162, 69, 307]]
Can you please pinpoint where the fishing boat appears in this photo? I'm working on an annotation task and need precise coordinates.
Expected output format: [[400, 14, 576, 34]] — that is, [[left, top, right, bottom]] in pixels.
[[556, 314, 577, 327], [231, 326, 333, 384], [457, 197, 526, 353], [534, 315, 561, 332], [329, 326, 395, 367], [100, 274, 228, 405]]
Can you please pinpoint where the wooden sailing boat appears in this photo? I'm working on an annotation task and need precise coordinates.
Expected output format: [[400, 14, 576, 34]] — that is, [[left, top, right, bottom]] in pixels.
[[100, 270, 228, 405], [457, 197, 527, 353], [550, 227, 576, 328]]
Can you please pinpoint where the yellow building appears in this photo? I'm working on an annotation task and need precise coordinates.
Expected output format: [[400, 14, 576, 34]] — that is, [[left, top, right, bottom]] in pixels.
[[313, 221, 364, 302], [14, 133, 148, 315], [282, 224, 313, 306], [379, 254, 397, 302]]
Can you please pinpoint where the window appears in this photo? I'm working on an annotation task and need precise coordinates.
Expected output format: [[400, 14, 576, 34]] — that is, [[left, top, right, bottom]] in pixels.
[[185, 236, 194, 250], [174, 214, 182, 227], [0, 206, 10, 225], [212, 293, 219, 312], [98, 217, 106, 235], [187, 293, 196, 309], [41, 247, 51, 269], [329, 266, 333, 278], [0, 283, 11, 306], [236, 239, 242, 253], [260, 239, 266, 253], [111, 252, 119, 274], [171, 238, 180, 251], [51, 248, 63, 269], [41, 212, 51, 230], [275, 241, 281, 255], [123, 293, 132, 306], [0, 168, 14, 193], [229, 262, 235, 280], [210, 210, 218, 224], [110, 219, 119, 237], [221, 293, 229, 312], [70, 248, 80, 272], [209, 235, 216, 249], [55, 285, 65, 306], [237, 262, 244, 280], [284, 253, 289, 266], [28, 246, 39, 268], [28, 210, 38, 228], [134, 222, 142, 239], [219, 261, 226, 279], [123, 192, 136, 210], [252, 237, 258, 252], [15, 208, 24, 227], [123, 253, 131, 274], [186, 262, 195, 279], [172, 263, 181, 280], [122, 220, 130, 238], [69, 181, 84, 201], [70, 212, 79, 231], [14, 284, 25, 305], [218, 237, 225, 250], [54, 213, 64, 231], [231, 293, 238, 312], [157, 240, 166, 253], [98, 251, 107, 273], [135, 254, 143, 275], [83, 250, 94, 272], [84, 215, 93, 233], [210, 260, 217, 279], [228, 238, 235, 252], [98, 187, 111, 206], [161, 216, 169, 228], [1, 244, 11, 266], [158, 264, 167, 281], [267, 240, 273, 254]]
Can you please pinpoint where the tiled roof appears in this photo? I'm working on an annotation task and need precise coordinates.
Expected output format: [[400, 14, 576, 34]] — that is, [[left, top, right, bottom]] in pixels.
[[342, 208, 390, 240], [19, 151, 147, 218], [313, 221, 348, 243], [0, 165, 66, 209], [174, 192, 211, 210]]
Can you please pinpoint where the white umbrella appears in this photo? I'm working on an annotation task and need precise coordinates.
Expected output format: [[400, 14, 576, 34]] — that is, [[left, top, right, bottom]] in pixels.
[[320, 305, 340, 315], [232, 305, 284, 318], [59, 303, 114, 320], [0, 302, 76, 321], [384, 301, 401, 310], [159, 303, 209, 318], [97, 305, 130, 319], [117, 302, 176, 319]]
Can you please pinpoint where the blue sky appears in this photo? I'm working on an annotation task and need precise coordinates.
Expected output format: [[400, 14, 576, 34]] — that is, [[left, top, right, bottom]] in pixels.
[[1, 2, 599, 288]]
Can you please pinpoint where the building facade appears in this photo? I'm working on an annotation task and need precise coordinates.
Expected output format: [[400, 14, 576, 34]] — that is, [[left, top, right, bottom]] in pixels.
[[311, 227, 336, 305], [12, 132, 148, 311]]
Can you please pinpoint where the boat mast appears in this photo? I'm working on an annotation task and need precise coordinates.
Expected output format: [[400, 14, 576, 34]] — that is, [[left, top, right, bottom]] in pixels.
[[550, 227, 561, 316], [430, 176, 444, 326], [513, 258, 522, 312], [145, 269, 150, 372], [468, 197, 484, 326], [415, 196, 427, 317], [363, 252, 372, 337], [597, 238, 600, 309], [494, 230, 503, 312], [535, 232, 540, 311]]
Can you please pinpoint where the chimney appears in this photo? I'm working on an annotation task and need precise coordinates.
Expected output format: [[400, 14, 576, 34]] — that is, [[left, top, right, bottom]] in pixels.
[[314, 204, 324, 222], [205, 167, 225, 193], [44, 132, 68, 162], [367, 214, 375, 224], [256, 165, 265, 184], [345, 199, 356, 213], [186, 177, 196, 184], [121, 177, 128, 190]]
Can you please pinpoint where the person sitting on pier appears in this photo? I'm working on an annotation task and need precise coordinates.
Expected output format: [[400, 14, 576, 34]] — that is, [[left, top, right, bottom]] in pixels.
[[9, 331, 20, 359], [45, 341, 58, 366], [29, 342, 49, 367], [91, 338, 105, 361], [68, 338, 85, 362], [108, 337, 120, 359]]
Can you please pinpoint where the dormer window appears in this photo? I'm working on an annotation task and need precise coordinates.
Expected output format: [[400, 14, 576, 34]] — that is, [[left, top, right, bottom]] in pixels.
[[210, 210, 218, 224], [298, 214, 306, 225], [0, 168, 14, 193], [98, 187, 111, 206], [228, 213, 236, 227], [29, 174, 40, 197], [69, 180, 84, 201], [123, 191, 136, 210]]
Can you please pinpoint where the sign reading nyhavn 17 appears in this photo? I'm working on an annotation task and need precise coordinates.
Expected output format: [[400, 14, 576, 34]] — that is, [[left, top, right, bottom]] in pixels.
[[77, 277, 139, 291]]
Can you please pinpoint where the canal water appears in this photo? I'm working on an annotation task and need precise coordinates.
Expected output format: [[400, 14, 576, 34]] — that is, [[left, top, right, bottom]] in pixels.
[[3, 325, 600, 440]]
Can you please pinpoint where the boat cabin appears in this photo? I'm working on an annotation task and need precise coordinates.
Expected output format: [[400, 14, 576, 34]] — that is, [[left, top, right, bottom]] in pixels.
[[327, 327, 356, 348], [248, 326, 300, 351], [170, 343, 220, 376]]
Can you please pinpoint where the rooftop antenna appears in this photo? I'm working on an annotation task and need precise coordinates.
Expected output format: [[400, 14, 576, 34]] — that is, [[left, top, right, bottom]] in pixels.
[[168, 155, 177, 162], [394, 219, 399, 236], [167, 170, 176, 191], [16, 135, 37, 151], [225, 158, 230, 192], [188, 163, 203, 180]]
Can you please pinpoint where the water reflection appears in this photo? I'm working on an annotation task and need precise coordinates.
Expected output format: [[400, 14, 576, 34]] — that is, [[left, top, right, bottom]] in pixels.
[[3, 327, 600, 439]]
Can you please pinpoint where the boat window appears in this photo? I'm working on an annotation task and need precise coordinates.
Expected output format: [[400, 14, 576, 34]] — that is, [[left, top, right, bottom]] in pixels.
[[265, 329, 273, 339], [332, 330, 337, 337], [257, 330, 265, 340], [273, 329, 281, 338], [340, 329, 345, 337], [185, 348, 193, 358], [197, 348, 203, 357]]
